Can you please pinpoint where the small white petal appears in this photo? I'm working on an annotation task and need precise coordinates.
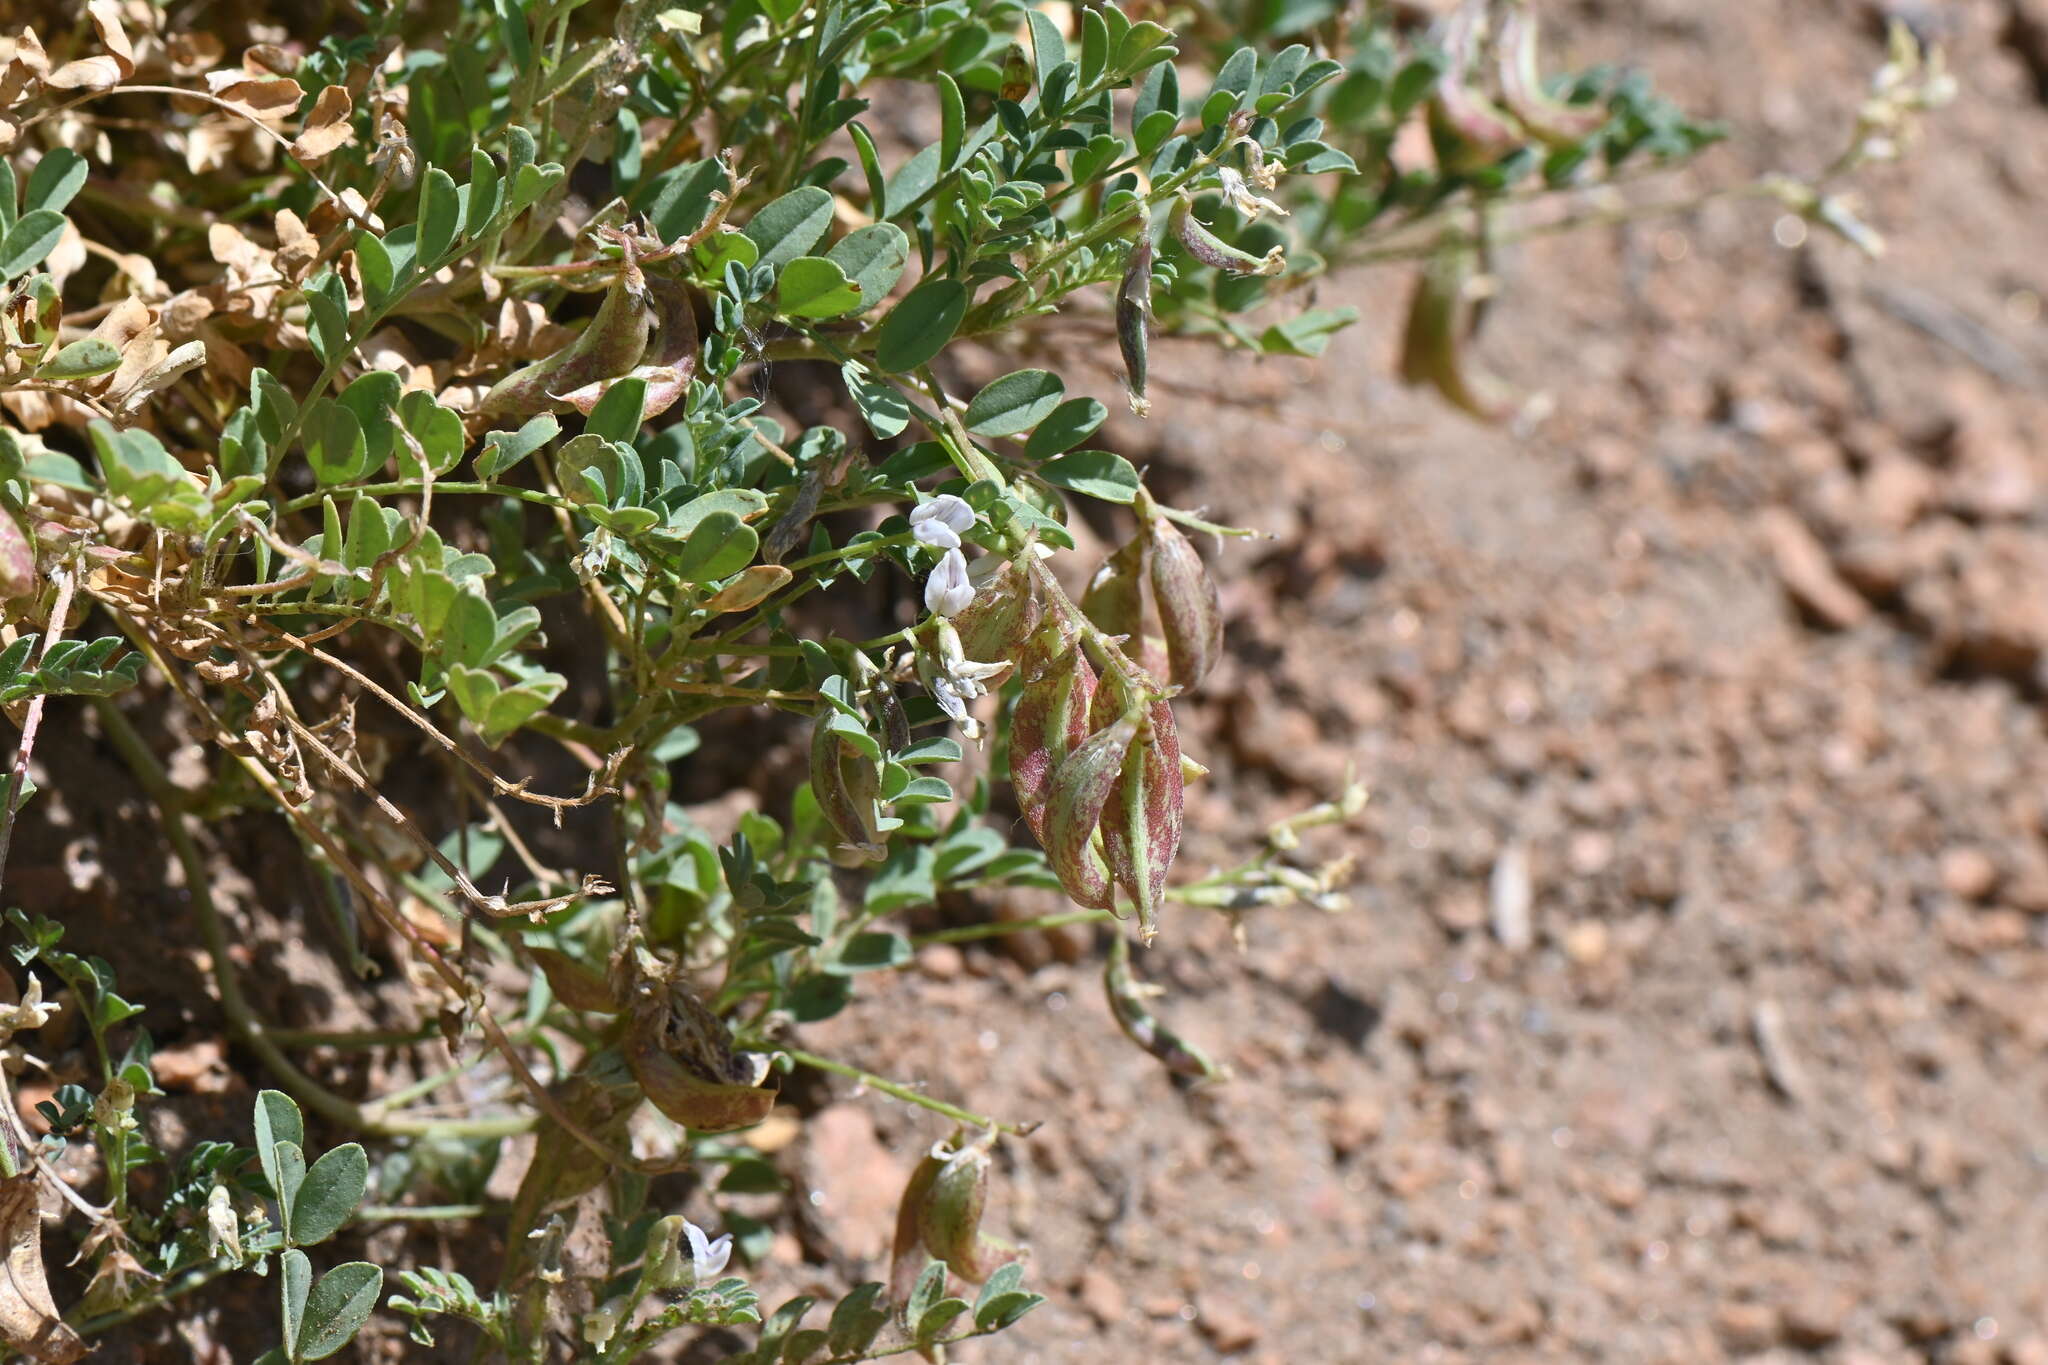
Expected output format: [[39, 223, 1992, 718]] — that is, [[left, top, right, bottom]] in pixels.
[[911, 494, 976, 536], [912, 520, 962, 550], [699, 1233, 733, 1278], [925, 548, 975, 617]]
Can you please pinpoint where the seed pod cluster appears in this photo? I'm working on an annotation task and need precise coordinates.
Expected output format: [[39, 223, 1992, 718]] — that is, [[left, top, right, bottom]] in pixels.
[[1077, 501, 1224, 693]]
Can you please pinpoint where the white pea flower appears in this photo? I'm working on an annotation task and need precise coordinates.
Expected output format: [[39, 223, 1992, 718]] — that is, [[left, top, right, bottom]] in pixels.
[[924, 547, 975, 617], [1217, 166, 1288, 221], [683, 1217, 732, 1285], [909, 494, 977, 551]]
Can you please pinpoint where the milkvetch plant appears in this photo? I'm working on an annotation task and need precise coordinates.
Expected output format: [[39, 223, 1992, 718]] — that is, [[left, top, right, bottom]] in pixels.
[[0, 0, 1939, 1357]]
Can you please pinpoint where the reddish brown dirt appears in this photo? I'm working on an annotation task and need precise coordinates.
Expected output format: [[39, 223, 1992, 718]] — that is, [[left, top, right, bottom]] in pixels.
[[783, 4, 2048, 1363]]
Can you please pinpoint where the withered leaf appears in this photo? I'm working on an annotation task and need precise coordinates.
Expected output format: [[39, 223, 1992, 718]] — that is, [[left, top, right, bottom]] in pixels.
[[0, 1175, 83, 1363], [292, 85, 355, 162]]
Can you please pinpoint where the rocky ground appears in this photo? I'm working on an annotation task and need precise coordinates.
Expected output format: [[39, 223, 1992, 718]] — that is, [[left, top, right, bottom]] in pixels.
[[778, 3, 2048, 1361]]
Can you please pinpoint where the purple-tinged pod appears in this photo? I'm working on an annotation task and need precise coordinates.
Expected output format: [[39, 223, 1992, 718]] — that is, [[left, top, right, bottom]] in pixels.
[[1497, 3, 1606, 147], [1044, 708, 1140, 911], [0, 514, 37, 602], [889, 1148, 945, 1307], [1079, 537, 1145, 641], [1143, 512, 1222, 691], [1008, 627, 1096, 844], [1399, 243, 1518, 423], [1117, 223, 1154, 417], [951, 555, 1040, 664], [1169, 199, 1284, 277], [1429, 1, 1525, 169], [1098, 696, 1183, 943], [919, 1141, 1001, 1283], [812, 711, 885, 866]]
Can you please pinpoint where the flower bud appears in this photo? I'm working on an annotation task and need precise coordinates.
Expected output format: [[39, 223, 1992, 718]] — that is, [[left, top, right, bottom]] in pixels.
[[1142, 512, 1222, 690], [1044, 708, 1140, 911]]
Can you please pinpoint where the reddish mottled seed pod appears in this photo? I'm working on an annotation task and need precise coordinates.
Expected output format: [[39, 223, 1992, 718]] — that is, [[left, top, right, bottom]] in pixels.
[[1044, 707, 1139, 911], [1080, 537, 1144, 640], [477, 250, 653, 421], [1143, 513, 1222, 690], [1169, 198, 1283, 277], [1105, 935, 1225, 1083], [1497, 4, 1605, 146], [1008, 625, 1096, 843], [1092, 675, 1184, 942], [950, 555, 1039, 664]]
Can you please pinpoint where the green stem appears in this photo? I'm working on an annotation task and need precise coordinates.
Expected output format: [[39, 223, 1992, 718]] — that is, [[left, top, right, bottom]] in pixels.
[[281, 480, 575, 516], [780, 1047, 1035, 1136], [912, 909, 1112, 946]]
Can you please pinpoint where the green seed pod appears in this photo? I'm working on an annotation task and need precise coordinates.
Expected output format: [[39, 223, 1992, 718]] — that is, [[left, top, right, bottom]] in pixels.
[[919, 1142, 996, 1282], [1045, 708, 1140, 911], [1497, 2, 1605, 147], [1008, 625, 1096, 844], [1116, 223, 1154, 417], [889, 1147, 945, 1306], [1169, 199, 1284, 277], [812, 711, 885, 866], [1399, 242, 1518, 423], [1142, 512, 1222, 691], [528, 945, 620, 1014], [1105, 935, 1226, 1084]]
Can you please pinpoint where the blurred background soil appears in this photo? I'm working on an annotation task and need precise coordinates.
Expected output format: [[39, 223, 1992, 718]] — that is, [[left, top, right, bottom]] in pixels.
[[21, 0, 2048, 1361], [797, 2, 2048, 1360]]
